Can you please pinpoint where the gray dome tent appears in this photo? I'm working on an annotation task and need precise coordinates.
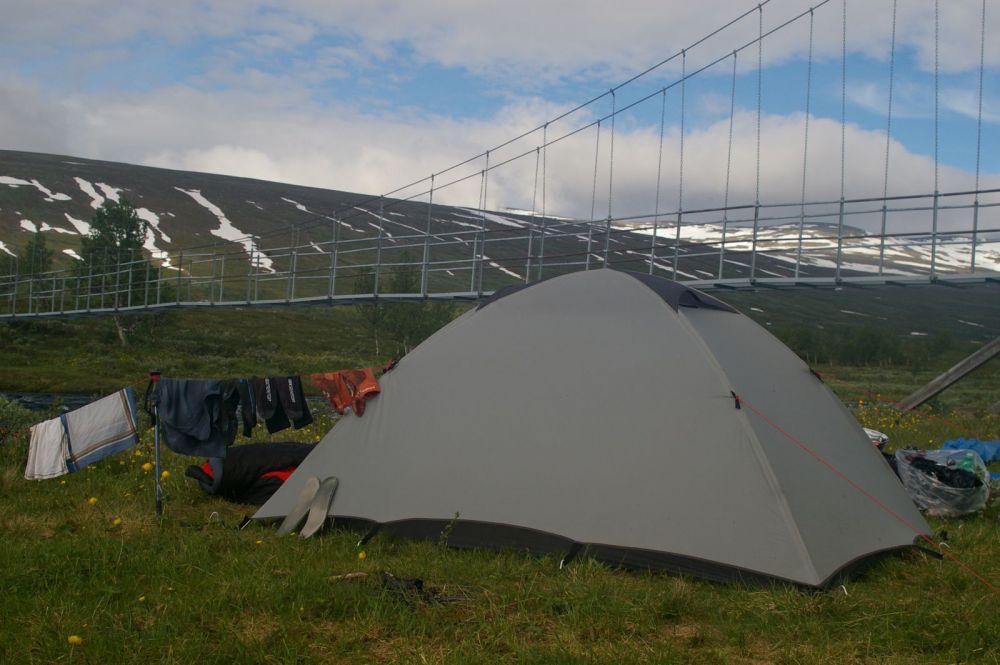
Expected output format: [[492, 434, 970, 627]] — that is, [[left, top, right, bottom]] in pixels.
[[255, 269, 928, 588]]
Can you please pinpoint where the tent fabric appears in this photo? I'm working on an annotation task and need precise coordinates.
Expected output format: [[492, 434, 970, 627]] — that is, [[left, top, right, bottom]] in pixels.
[[255, 268, 929, 588]]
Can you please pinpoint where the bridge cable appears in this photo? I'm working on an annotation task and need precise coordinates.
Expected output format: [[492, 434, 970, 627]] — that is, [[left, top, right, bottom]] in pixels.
[[835, 0, 847, 282], [539, 123, 549, 280], [879, 0, 898, 275], [750, 4, 764, 281], [476, 151, 489, 294], [795, 8, 815, 279], [525, 147, 540, 283], [972, 0, 986, 272], [931, 0, 940, 276], [605, 90, 617, 268], [719, 51, 738, 280], [650, 90, 667, 275], [588, 120, 602, 271], [673, 50, 687, 280]]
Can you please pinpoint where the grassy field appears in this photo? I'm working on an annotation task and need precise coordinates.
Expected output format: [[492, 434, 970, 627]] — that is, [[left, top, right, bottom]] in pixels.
[[1, 300, 999, 664], [1, 380, 999, 663]]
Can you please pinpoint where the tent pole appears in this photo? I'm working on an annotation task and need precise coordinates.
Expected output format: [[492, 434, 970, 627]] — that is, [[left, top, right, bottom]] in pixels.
[[150, 371, 163, 515]]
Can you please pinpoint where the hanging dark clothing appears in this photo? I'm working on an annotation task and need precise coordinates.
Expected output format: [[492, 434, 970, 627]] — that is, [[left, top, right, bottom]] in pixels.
[[251, 376, 313, 434], [236, 378, 257, 437], [184, 442, 314, 505], [152, 378, 239, 458]]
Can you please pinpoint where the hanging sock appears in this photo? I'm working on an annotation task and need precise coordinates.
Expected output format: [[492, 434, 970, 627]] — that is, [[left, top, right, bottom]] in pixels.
[[251, 376, 312, 434]]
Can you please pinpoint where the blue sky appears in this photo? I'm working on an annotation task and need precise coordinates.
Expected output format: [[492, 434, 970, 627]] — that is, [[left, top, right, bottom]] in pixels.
[[0, 0, 997, 220]]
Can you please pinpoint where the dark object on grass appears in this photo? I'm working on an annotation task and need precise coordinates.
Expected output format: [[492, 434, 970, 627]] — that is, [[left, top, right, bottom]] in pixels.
[[185, 442, 313, 505]]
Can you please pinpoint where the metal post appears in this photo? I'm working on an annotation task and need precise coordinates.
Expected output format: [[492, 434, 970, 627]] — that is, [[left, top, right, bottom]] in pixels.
[[930, 190, 939, 278], [208, 254, 216, 304], [672, 212, 682, 280], [421, 175, 435, 297], [86, 261, 93, 312], [219, 253, 225, 302], [127, 250, 134, 308], [586, 225, 594, 271], [328, 221, 340, 298], [288, 249, 297, 302], [834, 199, 845, 283], [246, 248, 254, 304], [176, 250, 183, 304], [469, 232, 478, 293], [27, 267, 33, 315], [155, 264, 161, 306], [878, 204, 888, 275], [150, 371, 163, 516], [113, 248, 121, 311], [749, 203, 760, 282], [60, 276, 66, 314], [971, 199, 979, 272], [144, 257, 151, 308], [373, 198, 385, 295]]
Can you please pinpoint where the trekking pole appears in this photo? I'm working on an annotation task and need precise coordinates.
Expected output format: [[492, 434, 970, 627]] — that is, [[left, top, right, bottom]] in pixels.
[[150, 371, 163, 516]]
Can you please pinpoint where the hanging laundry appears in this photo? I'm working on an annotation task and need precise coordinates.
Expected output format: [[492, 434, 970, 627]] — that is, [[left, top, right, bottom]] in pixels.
[[311, 368, 381, 416], [151, 379, 239, 458], [24, 417, 69, 480], [251, 376, 313, 434], [236, 378, 257, 437], [24, 388, 139, 479]]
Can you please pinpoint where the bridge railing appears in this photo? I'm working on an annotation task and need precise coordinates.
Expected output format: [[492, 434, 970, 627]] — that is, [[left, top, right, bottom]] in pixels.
[[1, 188, 997, 319]]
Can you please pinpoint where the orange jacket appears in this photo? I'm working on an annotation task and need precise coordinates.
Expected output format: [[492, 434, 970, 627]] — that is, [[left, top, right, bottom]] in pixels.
[[311, 368, 381, 416]]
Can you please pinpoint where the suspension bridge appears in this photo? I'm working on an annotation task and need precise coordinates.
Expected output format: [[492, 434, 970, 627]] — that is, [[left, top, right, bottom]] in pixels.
[[1, 0, 997, 320]]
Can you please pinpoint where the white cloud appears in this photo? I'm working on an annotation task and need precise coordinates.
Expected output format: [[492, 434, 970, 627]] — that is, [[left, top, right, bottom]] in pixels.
[[3, 1, 998, 85]]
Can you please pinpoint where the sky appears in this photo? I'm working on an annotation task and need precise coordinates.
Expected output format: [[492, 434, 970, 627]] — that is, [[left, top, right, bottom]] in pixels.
[[1, 0, 998, 225]]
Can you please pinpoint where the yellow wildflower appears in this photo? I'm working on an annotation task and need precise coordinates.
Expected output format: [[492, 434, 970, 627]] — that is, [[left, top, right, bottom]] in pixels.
[[67, 635, 83, 646]]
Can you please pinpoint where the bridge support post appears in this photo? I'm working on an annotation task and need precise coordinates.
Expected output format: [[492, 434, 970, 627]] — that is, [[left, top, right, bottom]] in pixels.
[[930, 190, 939, 278], [971, 198, 979, 272]]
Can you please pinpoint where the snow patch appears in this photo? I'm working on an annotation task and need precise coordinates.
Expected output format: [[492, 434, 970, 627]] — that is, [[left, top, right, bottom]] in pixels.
[[74, 177, 105, 209], [39, 222, 75, 235], [0, 176, 72, 201], [96, 183, 122, 202], [0, 241, 14, 257], [750, 306, 764, 312], [281, 197, 310, 213], [64, 213, 90, 235], [458, 209, 523, 228], [246, 200, 264, 211], [176, 188, 274, 273], [20, 220, 37, 233], [135, 208, 172, 267], [909, 332, 928, 336], [958, 319, 984, 328], [62, 249, 84, 261]]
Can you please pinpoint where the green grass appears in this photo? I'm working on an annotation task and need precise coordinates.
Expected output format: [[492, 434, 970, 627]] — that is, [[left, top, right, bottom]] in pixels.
[[1, 302, 999, 663], [1, 385, 998, 663]]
